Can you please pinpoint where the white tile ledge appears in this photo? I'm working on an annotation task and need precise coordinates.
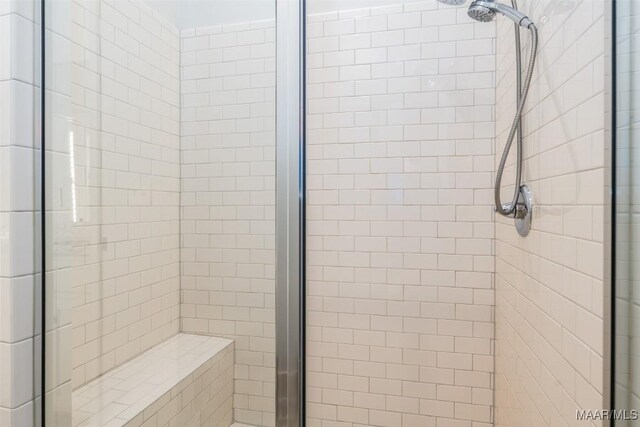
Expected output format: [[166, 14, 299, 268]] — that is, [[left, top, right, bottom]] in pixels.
[[72, 333, 233, 427]]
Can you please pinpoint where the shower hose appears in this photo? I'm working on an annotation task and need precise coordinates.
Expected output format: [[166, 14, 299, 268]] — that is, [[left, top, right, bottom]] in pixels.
[[494, 21, 538, 217]]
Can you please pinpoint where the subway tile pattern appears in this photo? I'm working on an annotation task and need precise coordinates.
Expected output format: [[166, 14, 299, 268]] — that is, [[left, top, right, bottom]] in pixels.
[[72, 333, 233, 427], [0, 0, 39, 423], [306, 2, 496, 426], [69, 0, 181, 390], [494, 1, 605, 426], [179, 20, 276, 426]]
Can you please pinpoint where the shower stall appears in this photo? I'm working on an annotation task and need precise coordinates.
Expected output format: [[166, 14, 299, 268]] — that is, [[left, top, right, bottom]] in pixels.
[[1, 0, 637, 426]]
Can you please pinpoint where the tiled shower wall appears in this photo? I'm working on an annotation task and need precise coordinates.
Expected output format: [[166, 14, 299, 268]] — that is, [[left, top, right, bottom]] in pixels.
[[179, 20, 276, 426], [306, 2, 496, 426], [0, 0, 39, 424], [494, 0, 606, 425], [69, 0, 181, 389]]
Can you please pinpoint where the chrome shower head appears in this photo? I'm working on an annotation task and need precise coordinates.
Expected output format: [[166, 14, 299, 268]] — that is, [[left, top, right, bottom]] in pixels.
[[467, 0, 533, 27], [436, 0, 534, 28], [467, 2, 496, 22]]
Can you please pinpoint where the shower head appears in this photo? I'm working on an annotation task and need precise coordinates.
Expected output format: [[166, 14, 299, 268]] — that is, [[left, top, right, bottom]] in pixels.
[[467, 2, 496, 22], [435, 0, 467, 4], [467, 1, 533, 27], [435, 0, 533, 28]]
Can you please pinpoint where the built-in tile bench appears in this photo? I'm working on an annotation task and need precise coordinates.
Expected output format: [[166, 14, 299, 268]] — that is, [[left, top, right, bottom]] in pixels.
[[72, 334, 234, 427]]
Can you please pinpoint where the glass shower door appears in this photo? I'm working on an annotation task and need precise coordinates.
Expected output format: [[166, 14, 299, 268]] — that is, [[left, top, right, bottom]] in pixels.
[[43, 0, 280, 425], [304, 1, 496, 425]]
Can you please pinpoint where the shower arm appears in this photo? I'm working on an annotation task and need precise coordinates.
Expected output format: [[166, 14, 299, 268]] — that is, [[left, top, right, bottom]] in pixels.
[[493, 2, 538, 219]]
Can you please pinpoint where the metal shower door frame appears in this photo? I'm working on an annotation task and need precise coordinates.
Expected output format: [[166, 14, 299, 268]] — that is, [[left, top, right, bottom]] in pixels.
[[603, 0, 614, 424], [275, 0, 306, 425]]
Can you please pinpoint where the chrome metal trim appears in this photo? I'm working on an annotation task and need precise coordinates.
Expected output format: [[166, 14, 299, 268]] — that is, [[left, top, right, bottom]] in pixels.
[[603, 0, 614, 422], [40, 0, 47, 424], [514, 185, 532, 237], [275, 0, 305, 425]]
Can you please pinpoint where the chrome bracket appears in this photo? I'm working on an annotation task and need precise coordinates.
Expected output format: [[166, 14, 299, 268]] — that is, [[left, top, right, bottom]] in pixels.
[[514, 185, 532, 237]]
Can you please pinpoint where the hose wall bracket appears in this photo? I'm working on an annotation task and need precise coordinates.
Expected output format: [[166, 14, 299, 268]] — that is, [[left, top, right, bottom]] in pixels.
[[514, 185, 532, 237]]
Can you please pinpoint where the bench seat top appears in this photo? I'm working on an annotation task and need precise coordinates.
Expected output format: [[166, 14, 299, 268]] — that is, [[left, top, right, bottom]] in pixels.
[[72, 333, 233, 427]]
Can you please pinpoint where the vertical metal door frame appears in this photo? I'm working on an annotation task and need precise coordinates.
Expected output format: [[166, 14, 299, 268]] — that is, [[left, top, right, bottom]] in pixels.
[[275, 0, 305, 425], [40, 0, 47, 424], [604, 0, 614, 423]]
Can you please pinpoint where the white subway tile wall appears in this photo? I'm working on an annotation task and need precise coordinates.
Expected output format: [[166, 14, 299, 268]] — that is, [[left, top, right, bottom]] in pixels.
[[69, 0, 181, 390], [494, 0, 605, 426], [0, 0, 39, 423], [179, 19, 277, 426], [306, 2, 496, 426]]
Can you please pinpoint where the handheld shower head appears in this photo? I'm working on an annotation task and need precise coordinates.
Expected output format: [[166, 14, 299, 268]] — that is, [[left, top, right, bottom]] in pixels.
[[436, 0, 534, 28], [467, 1, 533, 27], [467, 2, 496, 22]]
